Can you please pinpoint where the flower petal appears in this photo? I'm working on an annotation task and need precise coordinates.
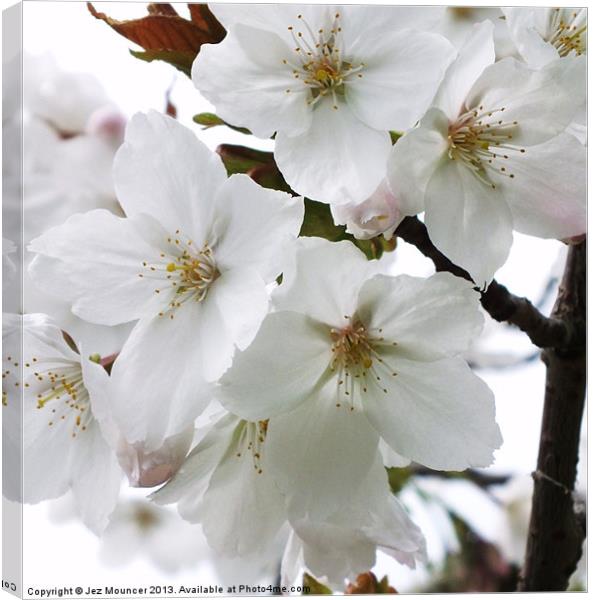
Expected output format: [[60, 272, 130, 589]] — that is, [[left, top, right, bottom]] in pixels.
[[200, 428, 286, 557], [218, 311, 331, 421], [424, 160, 513, 287], [193, 24, 311, 138], [211, 267, 269, 351], [275, 100, 392, 205], [267, 379, 380, 521], [151, 414, 237, 516], [345, 29, 455, 131], [467, 56, 586, 147], [433, 20, 495, 120], [114, 111, 227, 242], [387, 108, 449, 216], [70, 420, 122, 534], [28, 209, 171, 325], [364, 356, 502, 470], [356, 272, 483, 360], [212, 173, 304, 282], [109, 303, 212, 450], [501, 132, 586, 239], [273, 237, 373, 327]]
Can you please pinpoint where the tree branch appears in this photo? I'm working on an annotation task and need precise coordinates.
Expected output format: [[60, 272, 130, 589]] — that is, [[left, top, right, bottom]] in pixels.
[[518, 241, 587, 591], [394, 217, 581, 350]]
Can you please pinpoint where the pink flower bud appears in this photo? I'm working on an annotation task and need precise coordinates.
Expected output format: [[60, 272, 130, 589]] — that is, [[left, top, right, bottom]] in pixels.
[[117, 426, 194, 488], [86, 106, 127, 145], [331, 180, 403, 241]]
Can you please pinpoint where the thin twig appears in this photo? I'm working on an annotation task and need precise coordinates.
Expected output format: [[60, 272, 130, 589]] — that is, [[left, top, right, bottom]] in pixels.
[[394, 217, 581, 350]]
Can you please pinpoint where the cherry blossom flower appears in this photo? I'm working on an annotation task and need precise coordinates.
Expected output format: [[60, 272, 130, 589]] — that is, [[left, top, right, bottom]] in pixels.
[[155, 409, 425, 583], [2, 313, 122, 533], [502, 8, 587, 145], [28, 111, 304, 449], [502, 8, 587, 68], [217, 238, 502, 520], [152, 412, 287, 558], [388, 21, 586, 286], [193, 4, 455, 205], [281, 454, 426, 589]]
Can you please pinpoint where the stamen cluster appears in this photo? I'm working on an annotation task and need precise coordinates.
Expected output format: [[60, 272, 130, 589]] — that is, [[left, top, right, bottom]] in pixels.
[[283, 13, 364, 109], [138, 230, 220, 319], [329, 317, 398, 411], [548, 9, 587, 57], [234, 420, 269, 474], [31, 362, 92, 437], [447, 106, 526, 188]]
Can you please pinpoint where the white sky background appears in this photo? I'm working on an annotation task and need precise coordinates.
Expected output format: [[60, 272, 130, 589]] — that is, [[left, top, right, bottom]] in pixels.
[[8, 0, 582, 594]]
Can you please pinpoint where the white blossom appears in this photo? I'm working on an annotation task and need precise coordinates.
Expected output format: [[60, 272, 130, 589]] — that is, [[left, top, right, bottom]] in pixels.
[[28, 110, 304, 449], [388, 21, 586, 286], [2, 313, 122, 533], [193, 4, 455, 205], [217, 238, 501, 520]]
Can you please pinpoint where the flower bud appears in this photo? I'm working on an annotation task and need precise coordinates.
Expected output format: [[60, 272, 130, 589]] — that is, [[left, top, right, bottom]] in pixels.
[[117, 426, 194, 488], [86, 105, 127, 145], [331, 180, 402, 241]]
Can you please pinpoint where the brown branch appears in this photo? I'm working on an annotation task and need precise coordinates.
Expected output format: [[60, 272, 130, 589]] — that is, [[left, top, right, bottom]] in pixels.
[[518, 241, 586, 591], [394, 217, 581, 350]]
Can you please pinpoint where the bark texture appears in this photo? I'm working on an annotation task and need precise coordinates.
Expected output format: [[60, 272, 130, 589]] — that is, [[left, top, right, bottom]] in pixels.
[[518, 241, 586, 591]]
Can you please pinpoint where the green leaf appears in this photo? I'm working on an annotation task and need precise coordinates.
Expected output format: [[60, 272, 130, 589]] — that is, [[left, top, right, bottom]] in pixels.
[[193, 112, 252, 135], [386, 466, 413, 494], [303, 573, 333, 595], [216, 144, 273, 176], [130, 49, 193, 76], [390, 130, 403, 144]]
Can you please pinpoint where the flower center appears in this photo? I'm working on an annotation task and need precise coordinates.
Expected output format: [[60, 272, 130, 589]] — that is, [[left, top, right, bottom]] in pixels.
[[138, 229, 220, 319], [29, 361, 92, 438], [447, 105, 526, 189], [282, 13, 365, 109], [547, 9, 587, 57], [329, 316, 398, 411], [234, 420, 269, 474]]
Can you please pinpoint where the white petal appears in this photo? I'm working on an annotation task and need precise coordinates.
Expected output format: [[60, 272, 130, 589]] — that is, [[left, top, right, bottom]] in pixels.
[[200, 428, 286, 557], [267, 379, 380, 521], [345, 30, 455, 131], [502, 8, 560, 68], [364, 356, 502, 470], [273, 237, 372, 327], [356, 272, 483, 360], [212, 173, 304, 282], [424, 160, 514, 287], [433, 20, 495, 120], [339, 6, 446, 46], [467, 56, 586, 147], [28, 210, 171, 325], [291, 455, 425, 586], [114, 111, 227, 242], [109, 303, 212, 450], [501, 133, 586, 239], [387, 108, 449, 216], [211, 268, 269, 352], [70, 421, 122, 534], [218, 311, 331, 421], [195, 284, 236, 381], [193, 24, 311, 138], [275, 101, 392, 205], [151, 414, 237, 517]]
